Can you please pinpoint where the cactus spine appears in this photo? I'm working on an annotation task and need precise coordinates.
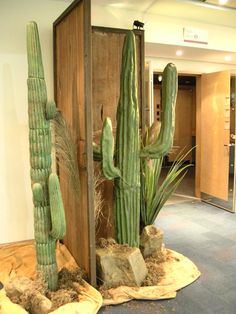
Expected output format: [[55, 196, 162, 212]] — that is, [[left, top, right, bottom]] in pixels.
[[97, 31, 177, 247], [27, 21, 66, 290]]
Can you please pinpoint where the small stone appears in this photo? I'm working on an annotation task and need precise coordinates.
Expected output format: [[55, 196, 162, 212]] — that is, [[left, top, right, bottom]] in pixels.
[[96, 244, 148, 288], [31, 291, 52, 314], [5, 276, 52, 314], [5, 277, 34, 298], [140, 225, 164, 258]]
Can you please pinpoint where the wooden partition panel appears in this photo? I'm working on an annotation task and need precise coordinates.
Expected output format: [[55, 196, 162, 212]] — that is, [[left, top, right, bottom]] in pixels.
[[92, 27, 145, 135], [91, 27, 145, 239], [53, 0, 96, 285]]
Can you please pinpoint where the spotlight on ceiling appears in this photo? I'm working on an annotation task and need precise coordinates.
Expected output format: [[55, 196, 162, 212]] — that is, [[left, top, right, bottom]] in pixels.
[[224, 55, 232, 61], [219, 0, 228, 5], [176, 50, 183, 56]]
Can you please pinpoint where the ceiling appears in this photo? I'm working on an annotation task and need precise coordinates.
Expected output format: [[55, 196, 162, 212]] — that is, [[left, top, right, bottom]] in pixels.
[[92, 0, 236, 27], [57, 0, 236, 28], [197, 0, 236, 10], [56, 0, 236, 65]]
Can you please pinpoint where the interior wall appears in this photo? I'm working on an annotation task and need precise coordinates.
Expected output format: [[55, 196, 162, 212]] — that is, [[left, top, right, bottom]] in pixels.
[[0, 0, 70, 244], [146, 57, 235, 74]]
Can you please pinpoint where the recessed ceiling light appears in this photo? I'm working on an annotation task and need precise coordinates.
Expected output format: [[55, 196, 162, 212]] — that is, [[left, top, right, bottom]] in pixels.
[[219, 0, 228, 5], [176, 50, 183, 56], [109, 3, 124, 8], [224, 55, 232, 61]]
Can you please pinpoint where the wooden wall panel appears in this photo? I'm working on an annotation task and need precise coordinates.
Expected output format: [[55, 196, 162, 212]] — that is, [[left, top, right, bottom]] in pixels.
[[154, 86, 161, 122], [54, 0, 96, 285], [195, 76, 201, 197], [91, 27, 144, 239], [92, 27, 144, 135], [169, 88, 196, 162]]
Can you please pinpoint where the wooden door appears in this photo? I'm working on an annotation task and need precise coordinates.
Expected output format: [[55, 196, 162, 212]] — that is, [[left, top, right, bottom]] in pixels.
[[200, 70, 231, 201], [54, 0, 96, 285]]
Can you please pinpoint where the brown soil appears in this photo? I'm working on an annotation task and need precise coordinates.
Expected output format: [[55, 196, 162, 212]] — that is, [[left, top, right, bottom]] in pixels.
[[99, 286, 114, 299], [142, 255, 166, 286], [8, 267, 87, 313], [47, 267, 87, 311], [97, 237, 134, 254]]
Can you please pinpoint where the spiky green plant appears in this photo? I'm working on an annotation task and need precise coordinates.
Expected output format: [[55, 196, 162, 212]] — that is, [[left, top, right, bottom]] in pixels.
[[140, 146, 193, 228], [27, 21, 66, 290], [94, 31, 178, 247]]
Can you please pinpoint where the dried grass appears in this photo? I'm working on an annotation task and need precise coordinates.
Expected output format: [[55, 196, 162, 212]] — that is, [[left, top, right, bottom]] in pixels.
[[93, 172, 105, 232], [52, 111, 80, 201]]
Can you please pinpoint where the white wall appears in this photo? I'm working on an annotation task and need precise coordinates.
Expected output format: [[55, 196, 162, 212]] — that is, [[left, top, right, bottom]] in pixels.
[[146, 57, 235, 74], [0, 0, 70, 243]]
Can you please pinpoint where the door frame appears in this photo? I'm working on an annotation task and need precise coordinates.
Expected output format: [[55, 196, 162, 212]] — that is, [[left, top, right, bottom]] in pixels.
[[151, 68, 235, 212]]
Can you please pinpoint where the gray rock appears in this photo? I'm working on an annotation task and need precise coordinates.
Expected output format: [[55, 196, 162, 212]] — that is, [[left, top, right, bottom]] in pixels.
[[5, 276, 52, 314], [5, 277, 34, 298], [96, 244, 148, 287], [140, 225, 164, 258], [30, 292, 52, 314]]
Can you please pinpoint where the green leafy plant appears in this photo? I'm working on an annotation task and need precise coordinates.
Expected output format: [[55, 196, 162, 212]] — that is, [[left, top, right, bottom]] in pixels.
[[141, 146, 193, 228]]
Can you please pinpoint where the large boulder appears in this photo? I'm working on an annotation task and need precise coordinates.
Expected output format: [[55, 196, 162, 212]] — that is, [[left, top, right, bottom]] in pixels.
[[96, 240, 147, 288]]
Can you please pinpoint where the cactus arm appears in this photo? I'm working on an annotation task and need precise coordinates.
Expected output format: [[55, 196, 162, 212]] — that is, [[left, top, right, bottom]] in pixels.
[[49, 173, 66, 240], [32, 182, 44, 204], [101, 118, 121, 180], [46, 100, 57, 120], [140, 63, 177, 158], [93, 142, 102, 161]]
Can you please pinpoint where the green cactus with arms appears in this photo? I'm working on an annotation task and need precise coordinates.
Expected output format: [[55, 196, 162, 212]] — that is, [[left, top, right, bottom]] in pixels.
[[27, 21, 66, 290], [95, 31, 178, 247]]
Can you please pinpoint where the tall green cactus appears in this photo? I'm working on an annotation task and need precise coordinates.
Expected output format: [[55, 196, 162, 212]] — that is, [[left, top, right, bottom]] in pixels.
[[114, 31, 140, 247], [96, 31, 177, 247], [27, 21, 66, 290]]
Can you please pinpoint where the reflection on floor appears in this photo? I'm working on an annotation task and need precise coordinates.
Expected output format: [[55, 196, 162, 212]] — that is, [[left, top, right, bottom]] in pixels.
[[201, 173, 235, 212], [162, 165, 197, 205], [99, 201, 236, 314]]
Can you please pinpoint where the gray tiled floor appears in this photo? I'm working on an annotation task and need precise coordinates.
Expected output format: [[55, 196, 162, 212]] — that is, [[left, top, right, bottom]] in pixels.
[[98, 201, 236, 314]]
